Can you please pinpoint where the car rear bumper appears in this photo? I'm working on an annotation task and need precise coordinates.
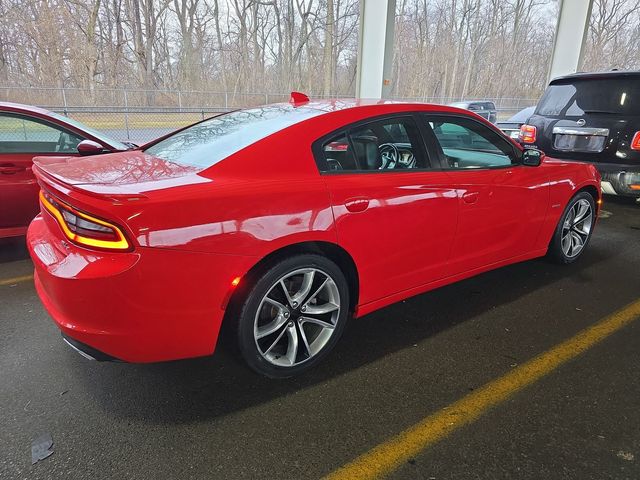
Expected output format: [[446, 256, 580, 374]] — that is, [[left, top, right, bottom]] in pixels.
[[28, 214, 257, 363], [595, 163, 640, 197], [545, 158, 640, 197]]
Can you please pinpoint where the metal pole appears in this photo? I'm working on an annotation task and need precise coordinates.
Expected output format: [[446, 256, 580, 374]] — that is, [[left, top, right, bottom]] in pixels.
[[61, 88, 68, 116], [178, 91, 182, 112], [224, 92, 228, 110], [123, 90, 131, 141]]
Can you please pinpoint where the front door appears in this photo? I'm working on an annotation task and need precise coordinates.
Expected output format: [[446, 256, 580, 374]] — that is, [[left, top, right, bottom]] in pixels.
[[420, 114, 549, 274]]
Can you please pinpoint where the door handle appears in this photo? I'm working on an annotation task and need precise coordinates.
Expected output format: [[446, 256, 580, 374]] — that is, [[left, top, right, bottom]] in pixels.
[[0, 164, 25, 175], [462, 191, 479, 204], [344, 197, 369, 213]]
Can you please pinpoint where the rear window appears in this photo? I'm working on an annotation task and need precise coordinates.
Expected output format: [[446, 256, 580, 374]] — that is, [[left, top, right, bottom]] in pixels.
[[536, 78, 640, 117], [145, 105, 323, 167]]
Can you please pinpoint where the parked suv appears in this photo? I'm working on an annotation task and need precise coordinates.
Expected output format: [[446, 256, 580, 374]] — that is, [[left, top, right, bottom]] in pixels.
[[520, 71, 640, 198], [448, 101, 497, 123]]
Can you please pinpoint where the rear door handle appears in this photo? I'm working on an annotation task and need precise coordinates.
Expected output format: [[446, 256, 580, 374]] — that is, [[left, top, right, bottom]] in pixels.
[[462, 191, 479, 204], [344, 197, 369, 213], [0, 164, 25, 175]]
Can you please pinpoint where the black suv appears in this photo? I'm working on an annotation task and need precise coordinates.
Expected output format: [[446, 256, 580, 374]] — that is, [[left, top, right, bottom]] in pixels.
[[520, 71, 640, 198]]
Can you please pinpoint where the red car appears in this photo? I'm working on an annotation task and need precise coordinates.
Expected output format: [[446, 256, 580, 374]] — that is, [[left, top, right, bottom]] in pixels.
[[27, 96, 601, 378], [0, 102, 134, 238]]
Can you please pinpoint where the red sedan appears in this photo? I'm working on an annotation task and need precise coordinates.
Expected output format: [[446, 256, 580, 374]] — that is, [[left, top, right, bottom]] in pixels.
[[27, 96, 601, 377], [0, 102, 133, 238]]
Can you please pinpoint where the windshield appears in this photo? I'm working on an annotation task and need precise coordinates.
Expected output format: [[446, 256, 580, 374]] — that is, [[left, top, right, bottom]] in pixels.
[[536, 78, 640, 116], [144, 105, 323, 168], [50, 112, 130, 150]]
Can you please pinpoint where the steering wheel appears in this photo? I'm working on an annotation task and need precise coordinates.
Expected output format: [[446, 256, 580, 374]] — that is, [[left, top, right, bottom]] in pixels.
[[378, 143, 399, 169]]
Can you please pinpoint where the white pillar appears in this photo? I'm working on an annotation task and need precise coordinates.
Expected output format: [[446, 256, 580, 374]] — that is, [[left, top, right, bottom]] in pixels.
[[356, 0, 396, 100], [548, 0, 594, 81]]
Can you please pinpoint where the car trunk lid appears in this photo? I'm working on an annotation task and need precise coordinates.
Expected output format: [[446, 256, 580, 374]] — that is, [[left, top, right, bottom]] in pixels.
[[32, 149, 206, 197]]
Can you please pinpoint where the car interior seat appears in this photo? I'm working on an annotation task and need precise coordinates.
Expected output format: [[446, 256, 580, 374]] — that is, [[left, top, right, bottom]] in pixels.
[[351, 135, 382, 170]]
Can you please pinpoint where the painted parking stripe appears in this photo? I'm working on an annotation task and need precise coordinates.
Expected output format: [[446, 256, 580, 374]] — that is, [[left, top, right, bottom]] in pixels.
[[0, 274, 34, 286], [325, 298, 640, 480]]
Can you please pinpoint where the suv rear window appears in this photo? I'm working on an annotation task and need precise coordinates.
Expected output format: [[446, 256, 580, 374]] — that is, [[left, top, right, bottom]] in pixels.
[[536, 78, 640, 117]]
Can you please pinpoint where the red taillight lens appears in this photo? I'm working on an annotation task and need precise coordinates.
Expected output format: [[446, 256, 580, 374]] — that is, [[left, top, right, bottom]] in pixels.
[[519, 124, 537, 144], [326, 141, 349, 152], [631, 131, 640, 151], [40, 190, 131, 251]]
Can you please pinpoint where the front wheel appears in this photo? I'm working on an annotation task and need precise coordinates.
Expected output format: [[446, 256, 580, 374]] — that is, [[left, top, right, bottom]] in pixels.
[[548, 191, 596, 264], [236, 254, 349, 378]]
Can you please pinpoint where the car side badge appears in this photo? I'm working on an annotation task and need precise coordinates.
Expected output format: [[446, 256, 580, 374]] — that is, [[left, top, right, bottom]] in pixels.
[[290, 91, 310, 106]]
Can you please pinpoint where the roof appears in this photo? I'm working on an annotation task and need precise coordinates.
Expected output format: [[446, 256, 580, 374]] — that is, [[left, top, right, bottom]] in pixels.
[[550, 70, 640, 84], [0, 101, 54, 116], [298, 98, 430, 113]]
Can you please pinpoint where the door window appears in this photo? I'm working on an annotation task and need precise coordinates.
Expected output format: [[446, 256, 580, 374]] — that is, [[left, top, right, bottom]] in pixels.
[[0, 114, 84, 154], [317, 117, 429, 172], [424, 116, 516, 169]]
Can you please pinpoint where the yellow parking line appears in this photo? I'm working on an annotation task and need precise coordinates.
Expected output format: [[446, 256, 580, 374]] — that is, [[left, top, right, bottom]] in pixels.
[[325, 298, 640, 480], [0, 274, 34, 286]]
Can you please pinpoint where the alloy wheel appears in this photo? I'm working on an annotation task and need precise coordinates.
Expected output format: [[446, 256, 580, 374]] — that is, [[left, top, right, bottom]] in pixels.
[[561, 198, 593, 258], [253, 268, 341, 367]]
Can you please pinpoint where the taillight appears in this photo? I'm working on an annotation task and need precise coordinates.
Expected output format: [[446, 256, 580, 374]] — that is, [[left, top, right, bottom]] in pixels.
[[631, 131, 640, 151], [39, 190, 131, 251], [519, 124, 537, 144]]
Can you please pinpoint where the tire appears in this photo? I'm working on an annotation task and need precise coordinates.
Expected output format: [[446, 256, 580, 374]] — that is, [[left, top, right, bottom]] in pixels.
[[548, 191, 596, 264], [236, 254, 349, 378]]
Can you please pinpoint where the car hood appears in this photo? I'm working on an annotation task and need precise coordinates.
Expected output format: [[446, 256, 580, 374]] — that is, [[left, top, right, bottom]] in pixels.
[[33, 150, 206, 194]]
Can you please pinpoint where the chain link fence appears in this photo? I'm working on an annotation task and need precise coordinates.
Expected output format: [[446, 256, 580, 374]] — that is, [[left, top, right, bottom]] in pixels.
[[1, 87, 537, 144]]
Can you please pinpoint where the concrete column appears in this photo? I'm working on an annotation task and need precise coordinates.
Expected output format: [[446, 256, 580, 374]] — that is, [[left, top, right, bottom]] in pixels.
[[356, 0, 396, 100], [548, 0, 594, 81]]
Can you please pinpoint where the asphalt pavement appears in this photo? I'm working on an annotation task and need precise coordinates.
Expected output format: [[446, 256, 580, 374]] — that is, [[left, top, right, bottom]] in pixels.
[[1, 197, 639, 480]]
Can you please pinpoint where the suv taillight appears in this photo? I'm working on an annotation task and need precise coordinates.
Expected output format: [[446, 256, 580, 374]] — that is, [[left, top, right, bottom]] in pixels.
[[631, 131, 640, 151], [519, 124, 537, 144]]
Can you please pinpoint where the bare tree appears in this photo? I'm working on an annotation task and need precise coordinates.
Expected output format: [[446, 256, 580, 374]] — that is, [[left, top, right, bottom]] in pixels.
[[0, 0, 637, 105]]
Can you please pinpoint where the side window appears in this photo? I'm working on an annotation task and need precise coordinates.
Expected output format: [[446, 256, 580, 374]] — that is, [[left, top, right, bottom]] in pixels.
[[321, 134, 357, 171], [424, 116, 516, 169], [0, 114, 83, 154], [318, 117, 428, 172]]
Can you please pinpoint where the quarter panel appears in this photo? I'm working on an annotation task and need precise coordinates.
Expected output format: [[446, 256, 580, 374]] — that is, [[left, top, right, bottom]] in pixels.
[[534, 159, 601, 250]]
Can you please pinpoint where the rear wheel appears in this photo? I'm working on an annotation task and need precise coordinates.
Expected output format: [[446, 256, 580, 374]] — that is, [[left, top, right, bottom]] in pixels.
[[548, 191, 595, 264], [237, 254, 349, 378]]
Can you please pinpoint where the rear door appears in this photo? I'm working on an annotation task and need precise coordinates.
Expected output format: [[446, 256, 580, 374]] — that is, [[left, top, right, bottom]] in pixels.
[[420, 114, 549, 274], [315, 114, 459, 306], [0, 113, 84, 232]]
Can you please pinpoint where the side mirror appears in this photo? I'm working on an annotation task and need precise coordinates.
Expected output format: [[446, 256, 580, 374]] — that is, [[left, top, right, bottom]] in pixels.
[[521, 148, 544, 167], [77, 140, 108, 156]]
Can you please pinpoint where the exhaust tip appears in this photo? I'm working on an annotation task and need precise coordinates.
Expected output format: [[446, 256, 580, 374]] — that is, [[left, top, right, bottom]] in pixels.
[[61, 334, 122, 362]]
